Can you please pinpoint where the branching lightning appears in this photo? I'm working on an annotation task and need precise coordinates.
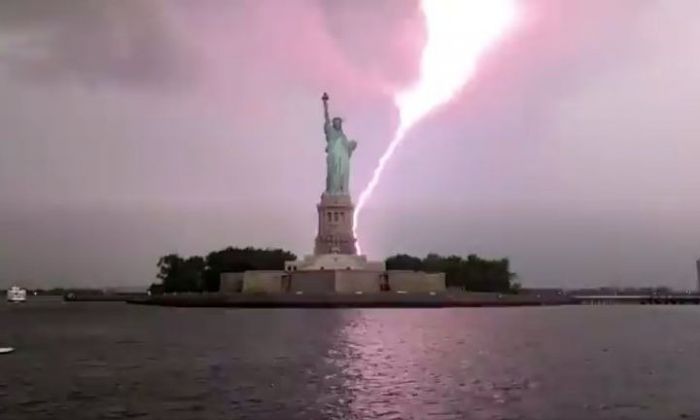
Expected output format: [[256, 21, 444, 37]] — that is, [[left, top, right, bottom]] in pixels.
[[353, 0, 517, 255]]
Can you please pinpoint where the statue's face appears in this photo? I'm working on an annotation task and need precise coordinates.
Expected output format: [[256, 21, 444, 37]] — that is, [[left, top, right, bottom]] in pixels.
[[332, 117, 342, 130]]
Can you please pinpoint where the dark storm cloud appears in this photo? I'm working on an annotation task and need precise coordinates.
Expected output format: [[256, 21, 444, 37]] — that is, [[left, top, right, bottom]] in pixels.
[[0, 0, 192, 87]]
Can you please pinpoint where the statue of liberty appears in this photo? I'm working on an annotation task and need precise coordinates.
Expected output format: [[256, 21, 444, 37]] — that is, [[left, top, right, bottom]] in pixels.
[[322, 92, 357, 195]]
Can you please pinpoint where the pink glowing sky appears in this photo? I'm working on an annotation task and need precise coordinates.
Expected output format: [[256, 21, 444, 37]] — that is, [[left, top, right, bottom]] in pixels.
[[1, 0, 699, 289]]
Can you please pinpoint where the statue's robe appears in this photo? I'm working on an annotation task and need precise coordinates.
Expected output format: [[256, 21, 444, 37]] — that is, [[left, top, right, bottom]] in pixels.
[[324, 123, 356, 195]]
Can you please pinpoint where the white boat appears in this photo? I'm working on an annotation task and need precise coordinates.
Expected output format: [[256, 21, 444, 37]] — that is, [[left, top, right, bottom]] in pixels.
[[6, 286, 27, 303]]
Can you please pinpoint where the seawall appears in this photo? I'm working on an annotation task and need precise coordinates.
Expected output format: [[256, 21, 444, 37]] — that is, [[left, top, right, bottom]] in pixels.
[[126, 292, 576, 308]]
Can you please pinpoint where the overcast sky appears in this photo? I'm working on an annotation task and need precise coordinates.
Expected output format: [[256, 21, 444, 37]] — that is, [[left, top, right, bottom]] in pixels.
[[1, 0, 699, 289]]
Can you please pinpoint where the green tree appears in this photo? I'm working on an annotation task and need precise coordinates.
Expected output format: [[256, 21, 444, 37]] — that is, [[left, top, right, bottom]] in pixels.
[[202, 247, 296, 292], [384, 252, 518, 293], [154, 247, 297, 293], [157, 254, 205, 293], [385, 254, 423, 271]]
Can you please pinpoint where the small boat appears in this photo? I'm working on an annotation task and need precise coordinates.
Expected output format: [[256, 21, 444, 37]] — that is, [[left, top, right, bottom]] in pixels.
[[0, 347, 14, 354], [6, 286, 27, 303]]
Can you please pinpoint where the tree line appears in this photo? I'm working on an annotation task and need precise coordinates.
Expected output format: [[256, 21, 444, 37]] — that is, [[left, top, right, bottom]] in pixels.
[[386, 253, 519, 293], [152, 247, 518, 294], [151, 247, 296, 293]]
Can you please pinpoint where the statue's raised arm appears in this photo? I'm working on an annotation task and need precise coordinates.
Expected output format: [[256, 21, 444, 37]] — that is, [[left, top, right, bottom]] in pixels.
[[322, 92, 330, 131]]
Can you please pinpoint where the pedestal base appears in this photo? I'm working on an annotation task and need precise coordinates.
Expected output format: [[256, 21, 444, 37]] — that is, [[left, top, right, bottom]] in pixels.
[[314, 193, 357, 255]]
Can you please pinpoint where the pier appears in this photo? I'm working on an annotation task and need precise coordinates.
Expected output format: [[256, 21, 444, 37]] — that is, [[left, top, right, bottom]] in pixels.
[[573, 294, 700, 305]]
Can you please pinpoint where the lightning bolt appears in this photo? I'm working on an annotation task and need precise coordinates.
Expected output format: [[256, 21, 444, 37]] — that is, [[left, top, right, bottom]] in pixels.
[[353, 0, 518, 255]]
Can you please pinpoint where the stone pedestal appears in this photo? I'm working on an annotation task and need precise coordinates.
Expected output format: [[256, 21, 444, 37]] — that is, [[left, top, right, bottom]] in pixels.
[[314, 193, 357, 255]]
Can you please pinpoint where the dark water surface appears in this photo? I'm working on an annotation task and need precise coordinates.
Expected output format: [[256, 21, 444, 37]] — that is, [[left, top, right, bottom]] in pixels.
[[2, 298, 700, 419]]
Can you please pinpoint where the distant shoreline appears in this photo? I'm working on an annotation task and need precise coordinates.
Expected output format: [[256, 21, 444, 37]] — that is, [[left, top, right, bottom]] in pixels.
[[123, 292, 576, 308], [57, 292, 700, 307]]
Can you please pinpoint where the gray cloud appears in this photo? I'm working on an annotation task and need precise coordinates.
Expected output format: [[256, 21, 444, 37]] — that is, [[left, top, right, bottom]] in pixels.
[[0, 0, 193, 87]]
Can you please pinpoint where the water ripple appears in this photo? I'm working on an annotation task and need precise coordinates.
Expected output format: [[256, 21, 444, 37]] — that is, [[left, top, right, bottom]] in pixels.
[[2, 302, 700, 419]]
